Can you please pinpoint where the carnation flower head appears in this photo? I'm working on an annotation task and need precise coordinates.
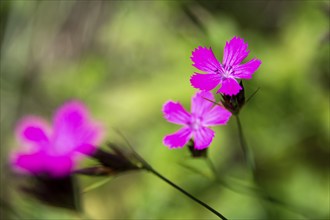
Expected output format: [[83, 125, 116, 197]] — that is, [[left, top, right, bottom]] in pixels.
[[11, 101, 103, 178], [190, 36, 262, 96], [162, 91, 232, 150]]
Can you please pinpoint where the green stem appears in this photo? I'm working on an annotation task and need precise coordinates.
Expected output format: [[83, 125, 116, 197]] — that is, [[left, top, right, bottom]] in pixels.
[[204, 159, 309, 219], [148, 168, 228, 220], [127, 142, 228, 219], [235, 115, 255, 173], [234, 115, 310, 218], [205, 157, 223, 183]]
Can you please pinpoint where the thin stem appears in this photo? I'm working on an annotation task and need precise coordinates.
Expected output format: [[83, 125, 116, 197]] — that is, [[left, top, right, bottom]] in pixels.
[[235, 115, 255, 173], [204, 158, 239, 191], [202, 118, 309, 219], [205, 158, 264, 197], [148, 168, 228, 220], [245, 87, 260, 105], [233, 116, 310, 218], [203, 159, 309, 218], [120, 137, 228, 219], [205, 157, 218, 179]]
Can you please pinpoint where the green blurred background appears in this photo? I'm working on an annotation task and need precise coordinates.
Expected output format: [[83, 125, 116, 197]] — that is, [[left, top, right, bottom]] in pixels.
[[0, 1, 329, 219]]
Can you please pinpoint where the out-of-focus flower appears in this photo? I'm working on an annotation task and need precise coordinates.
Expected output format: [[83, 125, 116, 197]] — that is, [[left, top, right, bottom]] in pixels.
[[11, 101, 103, 178], [190, 36, 261, 96], [162, 91, 232, 150]]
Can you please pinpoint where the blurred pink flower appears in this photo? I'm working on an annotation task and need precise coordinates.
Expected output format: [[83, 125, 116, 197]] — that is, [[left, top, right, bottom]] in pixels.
[[163, 91, 232, 150], [12, 101, 103, 177], [190, 36, 262, 96]]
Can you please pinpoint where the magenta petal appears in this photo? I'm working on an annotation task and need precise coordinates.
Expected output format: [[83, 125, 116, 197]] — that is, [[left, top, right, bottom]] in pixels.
[[163, 127, 192, 149], [23, 127, 48, 143], [13, 152, 74, 177], [233, 58, 262, 79], [16, 117, 50, 150], [71, 125, 102, 154], [203, 105, 232, 126], [191, 91, 214, 116], [217, 78, 242, 95], [52, 101, 102, 154], [13, 152, 46, 175], [45, 155, 74, 177], [163, 101, 191, 125], [53, 101, 88, 132], [222, 36, 249, 67], [193, 127, 215, 150], [191, 46, 222, 73], [190, 73, 221, 91], [75, 143, 97, 155]]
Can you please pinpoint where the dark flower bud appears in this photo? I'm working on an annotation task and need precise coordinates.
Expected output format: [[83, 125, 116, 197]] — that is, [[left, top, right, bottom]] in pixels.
[[76, 143, 141, 176], [221, 81, 245, 115], [74, 166, 118, 176], [187, 139, 208, 158]]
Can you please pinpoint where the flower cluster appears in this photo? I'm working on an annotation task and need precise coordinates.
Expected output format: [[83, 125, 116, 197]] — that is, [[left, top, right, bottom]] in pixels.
[[163, 36, 261, 150], [9, 36, 261, 219], [10, 36, 261, 177]]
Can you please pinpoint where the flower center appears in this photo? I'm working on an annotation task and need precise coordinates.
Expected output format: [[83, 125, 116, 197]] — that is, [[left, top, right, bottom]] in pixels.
[[190, 114, 203, 130], [222, 64, 234, 78]]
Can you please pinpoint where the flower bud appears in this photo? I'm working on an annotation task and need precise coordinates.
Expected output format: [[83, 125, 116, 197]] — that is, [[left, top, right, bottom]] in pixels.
[[76, 143, 141, 176], [221, 81, 245, 115], [187, 139, 208, 158]]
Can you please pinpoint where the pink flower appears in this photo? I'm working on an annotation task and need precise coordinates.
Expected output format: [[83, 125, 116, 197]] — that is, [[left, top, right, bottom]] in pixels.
[[162, 91, 232, 150], [190, 36, 262, 96], [11, 101, 103, 178]]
